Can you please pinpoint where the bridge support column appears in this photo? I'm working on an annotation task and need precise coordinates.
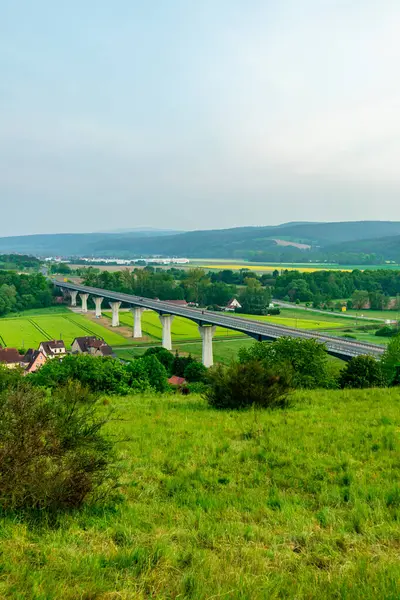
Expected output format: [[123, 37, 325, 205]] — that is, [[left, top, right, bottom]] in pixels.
[[79, 293, 89, 313], [198, 325, 216, 368], [110, 302, 121, 327], [94, 297, 104, 318], [159, 314, 174, 350], [131, 307, 144, 338], [70, 290, 78, 307]]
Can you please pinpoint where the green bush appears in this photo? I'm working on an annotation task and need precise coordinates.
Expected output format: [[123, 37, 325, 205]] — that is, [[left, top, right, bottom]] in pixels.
[[0, 381, 115, 512], [339, 355, 385, 389], [204, 360, 292, 410], [238, 337, 336, 389], [375, 326, 398, 338], [143, 347, 174, 375], [184, 361, 207, 383]]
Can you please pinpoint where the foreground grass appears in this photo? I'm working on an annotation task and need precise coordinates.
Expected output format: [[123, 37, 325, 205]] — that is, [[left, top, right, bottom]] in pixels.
[[1, 389, 400, 599]]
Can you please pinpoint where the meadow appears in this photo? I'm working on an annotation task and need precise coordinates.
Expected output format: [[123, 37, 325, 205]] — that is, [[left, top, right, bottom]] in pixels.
[[0, 313, 128, 349], [1, 389, 400, 599]]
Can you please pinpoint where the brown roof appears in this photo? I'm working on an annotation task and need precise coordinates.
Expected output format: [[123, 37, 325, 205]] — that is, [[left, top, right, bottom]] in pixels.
[[40, 340, 65, 355], [98, 345, 113, 356], [0, 348, 24, 364], [73, 336, 102, 352], [168, 375, 187, 386]]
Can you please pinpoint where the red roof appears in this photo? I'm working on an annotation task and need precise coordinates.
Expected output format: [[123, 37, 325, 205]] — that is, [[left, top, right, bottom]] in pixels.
[[168, 376, 187, 386], [165, 300, 188, 306], [0, 348, 23, 364]]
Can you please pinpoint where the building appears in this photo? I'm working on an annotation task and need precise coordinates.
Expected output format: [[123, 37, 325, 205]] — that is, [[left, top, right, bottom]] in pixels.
[[0, 348, 24, 369], [168, 375, 187, 387], [23, 349, 47, 373], [71, 336, 113, 357], [225, 298, 242, 311], [39, 340, 66, 359]]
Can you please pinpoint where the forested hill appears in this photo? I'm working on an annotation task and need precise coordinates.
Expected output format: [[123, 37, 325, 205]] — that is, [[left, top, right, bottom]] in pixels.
[[2, 221, 400, 263]]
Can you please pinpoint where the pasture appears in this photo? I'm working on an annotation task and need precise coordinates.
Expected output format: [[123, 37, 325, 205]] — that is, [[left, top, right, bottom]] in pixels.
[[1, 388, 399, 599], [0, 314, 128, 349]]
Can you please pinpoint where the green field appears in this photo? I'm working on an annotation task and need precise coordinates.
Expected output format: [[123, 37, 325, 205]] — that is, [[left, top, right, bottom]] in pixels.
[[2, 389, 400, 599], [0, 314, 128, 349]]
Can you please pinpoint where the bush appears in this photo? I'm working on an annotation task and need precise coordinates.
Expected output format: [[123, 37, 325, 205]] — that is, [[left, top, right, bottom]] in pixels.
[[339, 355, 385, 389], [173, 351, 195, 377], [143, 347, 174, 375], [184, 361, 207, 383], [381, 335, 400, 385], [204, 360, 292, 410], [0, 381, 115, 512], [375, 326, 398, 338], [238, 337, 336, 389], [267, 307, 281, 315]]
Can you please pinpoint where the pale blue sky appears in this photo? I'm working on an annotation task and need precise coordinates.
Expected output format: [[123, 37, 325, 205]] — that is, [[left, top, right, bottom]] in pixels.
[[1, 1, 400, 235]]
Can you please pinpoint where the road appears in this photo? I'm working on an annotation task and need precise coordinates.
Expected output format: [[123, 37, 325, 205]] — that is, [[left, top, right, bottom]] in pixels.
[[55, 280, 385, 360]]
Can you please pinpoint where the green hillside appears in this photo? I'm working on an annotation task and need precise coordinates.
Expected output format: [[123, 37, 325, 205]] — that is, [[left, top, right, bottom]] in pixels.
[[1, 389, 399, 599]]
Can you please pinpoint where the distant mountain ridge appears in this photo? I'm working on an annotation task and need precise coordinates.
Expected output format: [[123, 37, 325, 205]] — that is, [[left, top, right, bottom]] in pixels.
[[1, 221, 400, 264]]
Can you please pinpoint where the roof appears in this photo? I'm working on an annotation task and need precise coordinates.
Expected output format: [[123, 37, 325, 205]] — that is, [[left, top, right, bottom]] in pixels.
[[23, 348, 36, 363], [26, 350, 46, 372], [0, 348, 24, 364], [40, 340, 65, 355], [73, 336, 103, 351], [98, 345, 113, 356], [168, 375, 187, 386]]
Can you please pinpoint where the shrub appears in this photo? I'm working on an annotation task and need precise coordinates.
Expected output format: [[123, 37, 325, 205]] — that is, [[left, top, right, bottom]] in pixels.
[[143, 347, 174, 375], [238, 337, 336, 389], [184, 361, 207, 383], [267, 307, 281, 315], [375, 326, 398, 338], [204, 360, 292, 410], [140, 355, 168, 392], [339, 355, 385, 389], [381, 335, 400, 385], [173, 351, 195, 377], [0, 381, 115, 511]]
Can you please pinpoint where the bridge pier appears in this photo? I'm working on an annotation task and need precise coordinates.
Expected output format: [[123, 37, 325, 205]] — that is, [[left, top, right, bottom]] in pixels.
[[70, 290, 78, 307], [94, 297, 104, 318], [131, 306, 144, 338], [79, 293, 89, 313], [110, 301, 121, 327], [199, 325, 216, 367], [159, 314, 174, 350]]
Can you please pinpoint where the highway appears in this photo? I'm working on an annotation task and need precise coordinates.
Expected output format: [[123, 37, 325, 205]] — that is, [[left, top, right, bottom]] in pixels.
[[55, 280, 385, 361]]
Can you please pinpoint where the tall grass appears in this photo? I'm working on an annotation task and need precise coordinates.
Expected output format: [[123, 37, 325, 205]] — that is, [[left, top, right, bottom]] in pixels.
[[0, 388, 399, 598]]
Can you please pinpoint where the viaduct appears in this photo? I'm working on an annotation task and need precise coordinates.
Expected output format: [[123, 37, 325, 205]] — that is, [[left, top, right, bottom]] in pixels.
[[55, 280, 385, 366]]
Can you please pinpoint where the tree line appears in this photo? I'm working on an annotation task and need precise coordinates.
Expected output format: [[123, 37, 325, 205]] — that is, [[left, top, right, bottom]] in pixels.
[[0, 272, 53, 317]]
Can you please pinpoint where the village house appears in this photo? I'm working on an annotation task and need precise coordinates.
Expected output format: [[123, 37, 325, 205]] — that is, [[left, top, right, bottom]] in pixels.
[[0, 348, 24, 369], [39, 340, 66, 359], [23, 349, 47, 373], [71, 336, 113, 357], [225, 298, 242, 311]]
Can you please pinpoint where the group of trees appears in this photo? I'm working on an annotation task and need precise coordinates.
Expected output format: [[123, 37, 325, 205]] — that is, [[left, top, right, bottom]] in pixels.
[[81, 267, 272, 314], [0, 272, 53, 317], [0, 254, 42, 271]]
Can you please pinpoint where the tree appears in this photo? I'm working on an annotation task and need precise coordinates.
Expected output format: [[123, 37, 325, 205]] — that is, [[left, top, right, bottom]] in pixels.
[[339, 355, 385, 389], [381, 335, 400, 385], [351, 290, 369, 310], [204, 360, 292, 410], [238, 279, 271, 315], [144, 347, 174, 375], [140, 355, 168, 392], [0, 381, 115, 511], [173, 351, 195, 377], [239, 337, 335, 389], [184, 361, 207, 382]]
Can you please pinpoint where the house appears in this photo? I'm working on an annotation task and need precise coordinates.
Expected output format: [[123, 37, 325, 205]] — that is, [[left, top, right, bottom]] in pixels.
[[168, 375, 187, 386], [0, 348, 24, 369], [225, 298, 242, 311], [23, 349, 47, 373], [71, 336, 113, 357], [39, 340, 66, 359]]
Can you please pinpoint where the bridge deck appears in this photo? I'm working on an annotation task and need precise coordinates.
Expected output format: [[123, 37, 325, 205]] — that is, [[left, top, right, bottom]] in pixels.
[[55, 280, 385, 360]]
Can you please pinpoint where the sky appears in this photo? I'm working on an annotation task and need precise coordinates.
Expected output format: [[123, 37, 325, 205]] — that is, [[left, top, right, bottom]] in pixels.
[[1, 0, 400, 236]]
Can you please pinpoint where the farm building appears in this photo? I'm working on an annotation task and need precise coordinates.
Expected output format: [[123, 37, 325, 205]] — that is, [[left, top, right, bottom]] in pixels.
[[71, 336, 113, 357], [39, 340, 66, 358], [0, 348, 24, 369], [225, 298, 242, 311]]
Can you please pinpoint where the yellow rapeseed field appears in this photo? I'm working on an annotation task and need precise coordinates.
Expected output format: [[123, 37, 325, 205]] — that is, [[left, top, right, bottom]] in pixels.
[[203, 264, 352, 273]]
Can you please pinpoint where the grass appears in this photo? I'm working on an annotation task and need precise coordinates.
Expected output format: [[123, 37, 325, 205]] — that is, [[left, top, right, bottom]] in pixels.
[[0, 313, 128, 349], [1, 306, 70, 318], [1, 389, 400, 599]]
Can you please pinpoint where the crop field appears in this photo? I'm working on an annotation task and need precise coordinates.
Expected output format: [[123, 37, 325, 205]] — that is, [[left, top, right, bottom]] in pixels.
[[2, 389, 400, 599], [191, 258, 400, 272], [0, 314, 128, 349]]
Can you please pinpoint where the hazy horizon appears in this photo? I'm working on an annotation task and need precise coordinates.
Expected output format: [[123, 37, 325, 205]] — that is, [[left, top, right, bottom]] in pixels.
[[2, 1, 400, 236]]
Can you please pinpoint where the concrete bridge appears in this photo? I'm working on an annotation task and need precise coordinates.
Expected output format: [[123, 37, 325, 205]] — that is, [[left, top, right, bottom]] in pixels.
[[54, 280, 385, 366]]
